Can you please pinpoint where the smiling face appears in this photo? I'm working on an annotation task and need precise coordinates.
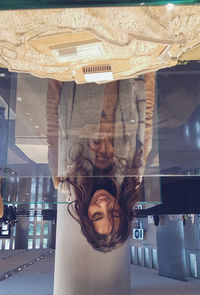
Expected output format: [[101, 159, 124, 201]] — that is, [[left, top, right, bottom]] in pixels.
[[88, 137, 114, 169], [88, 122, 114, 169], [88, 189, 120, 235]]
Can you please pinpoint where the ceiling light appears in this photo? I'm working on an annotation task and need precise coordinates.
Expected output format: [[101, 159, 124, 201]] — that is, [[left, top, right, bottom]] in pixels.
[[17, 97, 22, 102], [34, 125, 39, 128], [166, 3, 175, 11]]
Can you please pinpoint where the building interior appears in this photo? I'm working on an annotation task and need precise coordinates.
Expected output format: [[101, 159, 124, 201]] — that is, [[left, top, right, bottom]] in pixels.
[[0, 1, 200, 295]]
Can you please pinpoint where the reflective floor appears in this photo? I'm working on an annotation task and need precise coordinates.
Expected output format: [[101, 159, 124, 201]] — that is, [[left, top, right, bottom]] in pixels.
[[0, 3, 200, 295]]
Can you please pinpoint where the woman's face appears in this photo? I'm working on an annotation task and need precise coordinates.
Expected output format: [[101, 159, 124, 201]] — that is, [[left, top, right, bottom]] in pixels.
[[88, 189, 120, 235], [88, 123, 114, 169], [89, 138, 114, 169]]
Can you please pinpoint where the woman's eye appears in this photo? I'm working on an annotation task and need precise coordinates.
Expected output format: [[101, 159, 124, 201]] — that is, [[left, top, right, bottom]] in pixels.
[[93, 140, 100, 145], [91, 212, 103, 221]]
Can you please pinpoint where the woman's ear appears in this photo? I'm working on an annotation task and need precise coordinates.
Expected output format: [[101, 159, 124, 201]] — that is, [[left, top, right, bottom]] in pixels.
[[0, 194, 4, 218]]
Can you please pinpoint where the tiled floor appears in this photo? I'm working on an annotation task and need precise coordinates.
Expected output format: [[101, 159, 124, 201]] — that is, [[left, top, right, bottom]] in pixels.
[[131, 265, 200, 295], [0, 250, 54, 295]]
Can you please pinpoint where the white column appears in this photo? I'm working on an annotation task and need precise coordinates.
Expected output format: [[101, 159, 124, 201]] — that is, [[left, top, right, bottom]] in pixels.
[[54, 193, 131, 295]]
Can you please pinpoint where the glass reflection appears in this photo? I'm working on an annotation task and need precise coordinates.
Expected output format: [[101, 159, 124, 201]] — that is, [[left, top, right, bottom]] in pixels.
[[47, 74, 154, 252], [0, 4, 200, 295], [1, 62, 200, 252]]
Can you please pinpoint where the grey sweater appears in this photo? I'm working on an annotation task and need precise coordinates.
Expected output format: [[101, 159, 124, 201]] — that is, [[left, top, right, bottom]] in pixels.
[[58, 79, 146, 178]]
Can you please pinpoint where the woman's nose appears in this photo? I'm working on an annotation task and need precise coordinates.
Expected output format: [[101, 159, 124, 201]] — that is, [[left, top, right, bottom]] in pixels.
[[96, 198, 110, 210], [99, 140, 106, 153], [99, 140, 113, 154]]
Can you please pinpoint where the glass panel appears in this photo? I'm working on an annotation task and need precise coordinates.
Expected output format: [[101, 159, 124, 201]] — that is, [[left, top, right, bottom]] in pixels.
[[29, 223, 34, 236], [0, 4, 199, 295], [29, 216, 34, 222], [28, 238, 33, 249], [2, 223, 8, 231], [35, 238, 40, 249], [137, 247, 142, 266], [0, 223, 10, 237], [0, 7, 199, 183], [131, 246, 135, 264], [1, 65, 200, 205], [5, 239, 10, 250], [13, 224, 16, 236], [0, 63, 200, 206], [43, 224, 49, 236], [190, 253, 198, 278], [44, 203, 49, 209], [144, 247, 150, 268], [37, 215, 42, 222], [36, 224, 41, 236], [12, 238, 15, 249], [43, 238, 48, 249], [152, 248, 158, 269]]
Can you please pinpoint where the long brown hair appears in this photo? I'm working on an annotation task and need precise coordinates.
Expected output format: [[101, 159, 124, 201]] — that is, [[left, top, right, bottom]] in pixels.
[[65, 138, 143, 253]]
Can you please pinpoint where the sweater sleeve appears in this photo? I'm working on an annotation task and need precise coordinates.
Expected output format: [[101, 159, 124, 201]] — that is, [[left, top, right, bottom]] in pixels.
[[46, 79, 62, 187], [143, 72, 156, 170]]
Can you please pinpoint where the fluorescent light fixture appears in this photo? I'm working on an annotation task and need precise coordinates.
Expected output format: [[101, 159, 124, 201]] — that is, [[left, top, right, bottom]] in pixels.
[[51, 40, 104, 63], [83, 64, 113, 83], [84, 72, 113, 83]]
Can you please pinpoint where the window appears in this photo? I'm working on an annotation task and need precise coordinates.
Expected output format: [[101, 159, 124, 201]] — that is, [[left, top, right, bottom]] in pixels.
[[44, 203, 49, 209], [12, 239, 15, 250], [38, 177, 43, 193], [5, 239, 10, 250], [0, 239, 2, 250], [13, 224, 16, 236], [37, 212, 42, 221], [2, 223, 7, 231], [144, 248, 150, 268], [31, 178, 36, 197], [37, 203, 42, 209], [0, 223, 10, 237], [131, 246, 135, 264], [30, 203, 35, 209], [137, 247, 142, 265], [43, 224, 48, 236], [35, 238, 40, 249], [29, 223, 34, 236], [28, 239, 33, 249], [36, 224, 41, 235], [152, 249, 158, 269], [29, 210, 35, 222], [190, 253, 198, 278], [47, 180, 50, 193], [43, 238, 48, 249]]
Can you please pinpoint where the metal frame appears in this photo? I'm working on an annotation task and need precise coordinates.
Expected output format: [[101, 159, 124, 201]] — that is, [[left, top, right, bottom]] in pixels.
[[0, 0, 199, 10]]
